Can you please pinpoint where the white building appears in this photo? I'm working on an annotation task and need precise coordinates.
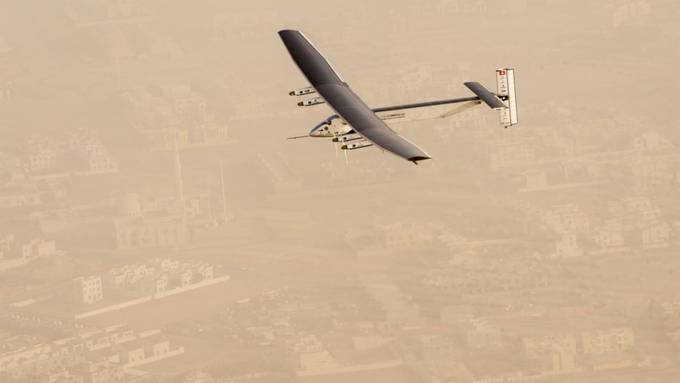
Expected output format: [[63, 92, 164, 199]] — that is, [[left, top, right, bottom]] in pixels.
[[21, 239, 57, 259], [594, 221, 625, 249], [582, 327, 635, 355], [555, 234, 583, 258], [76, 276, 104, 305]]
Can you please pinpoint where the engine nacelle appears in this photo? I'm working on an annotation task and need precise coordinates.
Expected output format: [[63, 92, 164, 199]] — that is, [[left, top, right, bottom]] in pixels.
[[341, 139, 373, 150], [332, 133, 362, 143], [297, 97, 325, 107], [289, 86, 316, 96]]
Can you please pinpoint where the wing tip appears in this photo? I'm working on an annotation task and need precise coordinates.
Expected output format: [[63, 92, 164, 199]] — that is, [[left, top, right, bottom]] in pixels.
[[278, 29, 299, 37], [408, 156, 431, 164]]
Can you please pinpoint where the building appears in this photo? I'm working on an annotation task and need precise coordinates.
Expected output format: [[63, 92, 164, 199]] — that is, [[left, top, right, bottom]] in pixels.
[[24, 131, 118, 176], [581, 327, 634, 355], [0, 325, 182, 381], [641, 222, 671, 249], [594, 220, 625, 250], [75, 276, 104, 305], [544, 203, 590, 234], [612, 0, 651, 28], [363, 276, 421, 328], [632, 154, 675, 189], [126, 83, 230, 150], [465, 318, 503, 350], [523, 169, 548, 190], [0, 185, 50, 208], [21, 239, 58, 259], [26, 139, 57, 172], [0, 234, 14, 258], [554, 234, 584, 258], [107, 258, 219, 296], [292, 333, 339, 372], [115, 213, 187, 249], [352, 335, 391, 351], [84, 141, 118, 173], [69, 360, 124, 383], [523, 334, 579, 373], [114, 191, 216, 249]]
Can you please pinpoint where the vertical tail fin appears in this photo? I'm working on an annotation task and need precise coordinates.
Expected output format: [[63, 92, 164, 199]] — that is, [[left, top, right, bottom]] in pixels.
[[496, 68, 518, 128]]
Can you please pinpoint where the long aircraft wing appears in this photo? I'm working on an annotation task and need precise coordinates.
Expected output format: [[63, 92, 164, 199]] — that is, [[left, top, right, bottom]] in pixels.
[[278, 29, 431, 163]]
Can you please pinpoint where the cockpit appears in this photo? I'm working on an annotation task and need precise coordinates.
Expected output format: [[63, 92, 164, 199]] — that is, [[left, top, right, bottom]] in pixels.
[[308, 115, 351, 138]]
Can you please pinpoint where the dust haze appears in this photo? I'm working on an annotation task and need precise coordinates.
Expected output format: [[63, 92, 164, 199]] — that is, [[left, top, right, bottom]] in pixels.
[[1, 1, 679, 382]]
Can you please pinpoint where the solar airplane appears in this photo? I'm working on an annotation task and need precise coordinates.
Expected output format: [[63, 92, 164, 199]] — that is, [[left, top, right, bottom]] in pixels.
[[278, 30, 518, 164]]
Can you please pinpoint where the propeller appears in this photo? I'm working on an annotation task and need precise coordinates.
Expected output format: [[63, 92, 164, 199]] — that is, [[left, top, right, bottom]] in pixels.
[[332, 133, 339, 159]]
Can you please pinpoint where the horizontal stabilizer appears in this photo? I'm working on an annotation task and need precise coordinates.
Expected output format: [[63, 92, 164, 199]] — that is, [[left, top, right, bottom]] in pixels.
[[464, 82, 506, 110]]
